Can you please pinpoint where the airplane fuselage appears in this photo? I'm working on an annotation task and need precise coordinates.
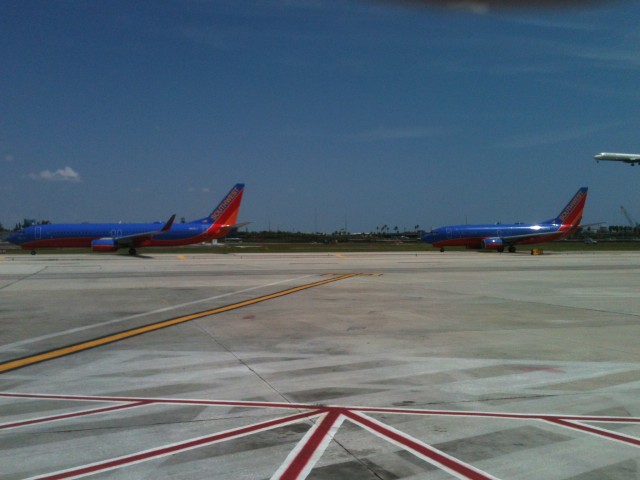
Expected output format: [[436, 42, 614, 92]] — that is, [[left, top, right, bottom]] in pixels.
[[8, 222, 220, 250], [421, 187, 587, 252], [594, 152, 640, 165], [6, 183, 245, 254], [422, 223, 568, 250]]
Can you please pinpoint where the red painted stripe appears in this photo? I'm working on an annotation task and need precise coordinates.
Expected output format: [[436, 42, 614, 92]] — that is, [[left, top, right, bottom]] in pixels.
[[0, 392, 316, 411], [4, 393, 640, 424], [21, 238, 95, 249], [575, 417, 640, 424], [32, 409, 323, 480], [276, 409, 342, 480], [545, 418, 640, 448], [0, 401, 149, 430], [5, 391, 640, 479], [354, 406, 544, 420], [347, 406, 640, 423], [344, 410, 497, 480]]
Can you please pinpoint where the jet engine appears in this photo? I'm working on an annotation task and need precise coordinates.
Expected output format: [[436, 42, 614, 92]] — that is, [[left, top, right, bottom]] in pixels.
[[91, 238, 118, 252], [481, 237, 504, 251]]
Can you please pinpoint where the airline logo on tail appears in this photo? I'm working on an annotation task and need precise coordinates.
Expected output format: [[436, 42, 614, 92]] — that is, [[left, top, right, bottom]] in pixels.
[[208, 184, 244, 224], [557, 187, 587, 226]]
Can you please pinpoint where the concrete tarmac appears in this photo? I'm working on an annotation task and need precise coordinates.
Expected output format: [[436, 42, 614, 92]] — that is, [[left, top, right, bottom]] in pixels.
[[1, 251, 640, 479]]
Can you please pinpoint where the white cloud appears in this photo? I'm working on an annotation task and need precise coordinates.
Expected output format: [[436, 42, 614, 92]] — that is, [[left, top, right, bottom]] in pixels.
[[29, 166, 81, 182], [4, 155, 14, 162]]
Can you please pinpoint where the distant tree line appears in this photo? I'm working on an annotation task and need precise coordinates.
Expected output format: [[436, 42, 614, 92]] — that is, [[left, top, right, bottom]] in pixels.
[[235, 228, 423, 243], [0, 221, 637, 241], [585, 225, 640, 239], [0, 219, 51, 233]]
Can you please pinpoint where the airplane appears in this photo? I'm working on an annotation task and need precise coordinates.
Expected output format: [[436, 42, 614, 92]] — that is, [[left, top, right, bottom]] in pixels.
[[594, 152, 640, 166], [6, 183, 245, 256], [421, 187, 588, 253]]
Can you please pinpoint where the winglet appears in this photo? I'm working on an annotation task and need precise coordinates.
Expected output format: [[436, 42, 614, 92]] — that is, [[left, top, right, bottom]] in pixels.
[[162, 214, 176, 232]]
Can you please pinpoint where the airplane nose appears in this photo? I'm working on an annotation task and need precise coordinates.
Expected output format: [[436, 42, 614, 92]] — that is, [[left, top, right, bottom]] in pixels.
[[6, 233, 19, 244]]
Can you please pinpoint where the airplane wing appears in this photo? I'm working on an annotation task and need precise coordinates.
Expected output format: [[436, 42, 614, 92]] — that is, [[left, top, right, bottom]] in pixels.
[[501, 230, 559, 243], [216, 222, 251, 233], [114, 214, 176, 246], [501, 225, 582, 244]]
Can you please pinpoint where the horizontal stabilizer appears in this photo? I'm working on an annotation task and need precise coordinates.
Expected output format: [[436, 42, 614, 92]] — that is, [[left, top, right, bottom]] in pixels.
[[220, 222, 250, 230]]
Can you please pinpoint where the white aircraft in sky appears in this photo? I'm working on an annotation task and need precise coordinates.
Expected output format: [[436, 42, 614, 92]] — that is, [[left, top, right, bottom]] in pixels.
[[594, 152, 640, 166]]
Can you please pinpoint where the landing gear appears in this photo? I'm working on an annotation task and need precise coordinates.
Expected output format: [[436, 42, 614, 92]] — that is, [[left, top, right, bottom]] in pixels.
[[440, 247, 445, 252], [508, 246, 516, 253], [30, 250, 36, 255], [128, 247, 137, 256]]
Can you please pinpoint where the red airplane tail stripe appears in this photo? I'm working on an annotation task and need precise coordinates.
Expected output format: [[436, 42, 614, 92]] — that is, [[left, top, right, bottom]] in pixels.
[[561, 196, 587, 227], [213, 189, 244, 226], [193, 183, 245, 226], [556, 187, 588, 227]]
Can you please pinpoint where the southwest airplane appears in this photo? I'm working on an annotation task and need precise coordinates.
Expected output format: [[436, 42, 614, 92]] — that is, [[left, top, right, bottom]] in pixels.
[[421, 187, 588, 253], [7, 183, 245, 255], [594, 152, 640, 166]]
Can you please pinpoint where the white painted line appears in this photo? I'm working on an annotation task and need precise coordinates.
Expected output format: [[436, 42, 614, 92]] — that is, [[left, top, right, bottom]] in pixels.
[[0, 275, 313, 351]]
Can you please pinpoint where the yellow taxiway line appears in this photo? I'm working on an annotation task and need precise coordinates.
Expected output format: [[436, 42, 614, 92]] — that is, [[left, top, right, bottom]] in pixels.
[[0, 273, 362, 374]]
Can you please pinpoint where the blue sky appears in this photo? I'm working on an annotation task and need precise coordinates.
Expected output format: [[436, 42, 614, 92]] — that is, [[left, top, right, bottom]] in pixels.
[[1, 0, 639, 232]]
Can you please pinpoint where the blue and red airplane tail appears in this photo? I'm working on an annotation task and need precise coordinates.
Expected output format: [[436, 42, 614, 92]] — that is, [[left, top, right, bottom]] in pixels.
[[192, 183, 245, 226], [547, 187, 588, 232]]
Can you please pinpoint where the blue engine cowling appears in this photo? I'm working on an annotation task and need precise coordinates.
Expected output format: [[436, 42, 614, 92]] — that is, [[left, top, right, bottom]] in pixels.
[[91, 238, 118, 252], [481, 237, 503, 250]]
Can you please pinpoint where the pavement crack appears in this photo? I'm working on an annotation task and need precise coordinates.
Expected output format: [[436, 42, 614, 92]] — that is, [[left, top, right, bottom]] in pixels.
[[0, 266, 48, 291], [193, 322, 294, 406]]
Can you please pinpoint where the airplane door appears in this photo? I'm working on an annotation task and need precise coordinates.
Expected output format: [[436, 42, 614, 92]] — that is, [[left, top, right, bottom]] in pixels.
[[446, 227, 452, 239], [35, 227, 42, 240]]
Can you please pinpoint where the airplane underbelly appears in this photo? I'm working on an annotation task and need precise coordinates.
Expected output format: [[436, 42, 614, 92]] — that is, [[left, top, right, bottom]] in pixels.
[[433, 237, 484, 248]]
